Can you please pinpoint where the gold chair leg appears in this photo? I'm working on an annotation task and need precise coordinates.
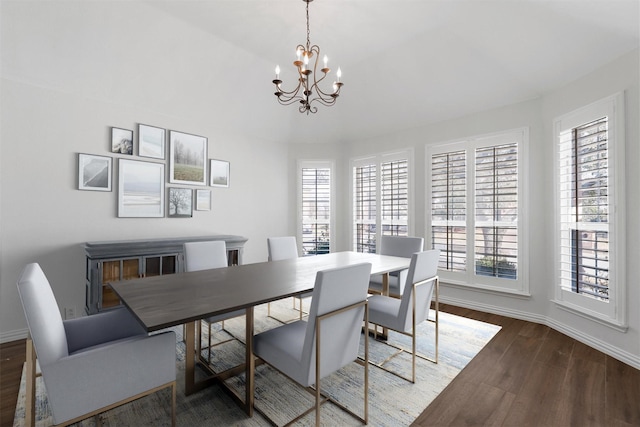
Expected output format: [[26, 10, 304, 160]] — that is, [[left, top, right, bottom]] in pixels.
[[171, 381, 177, 427], [25, 337, 36, 427]]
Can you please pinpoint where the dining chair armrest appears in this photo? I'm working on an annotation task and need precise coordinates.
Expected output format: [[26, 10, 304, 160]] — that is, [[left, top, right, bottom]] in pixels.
[[63, 307, 147, 353]]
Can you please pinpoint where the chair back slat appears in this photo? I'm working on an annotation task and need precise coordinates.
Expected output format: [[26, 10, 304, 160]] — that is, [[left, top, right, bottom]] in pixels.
[[184, 241, 228, 271], [302, 262, 372, 384], [399, 250, 440, 331], [17, 263, 69, 366]]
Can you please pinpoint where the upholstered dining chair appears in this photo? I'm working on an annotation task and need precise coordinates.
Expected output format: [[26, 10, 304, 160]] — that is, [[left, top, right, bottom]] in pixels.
[[183, 240, 245, 362], [253, 262, 372, 426], [17, 263, 176, 427], [267, 236, 310, 321], [368, 235, 424, 297], [367, 249, 440, 383]]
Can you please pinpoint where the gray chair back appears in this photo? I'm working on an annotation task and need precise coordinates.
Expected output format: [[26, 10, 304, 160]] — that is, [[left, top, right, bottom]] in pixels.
[[17, 263, 68, 367], [380, 235, 424, 258], [267, 236, 299, 261], [302, 262, 372, 385], [184, 240, 227, 271], [398, 250, 440, 332]]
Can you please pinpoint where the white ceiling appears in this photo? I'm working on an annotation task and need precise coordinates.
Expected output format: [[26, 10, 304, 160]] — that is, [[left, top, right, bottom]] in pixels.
[[148, 0, 639, 143]]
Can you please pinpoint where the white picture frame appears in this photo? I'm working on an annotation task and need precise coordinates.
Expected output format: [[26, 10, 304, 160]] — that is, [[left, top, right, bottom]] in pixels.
[[118, 159, 165, 218]]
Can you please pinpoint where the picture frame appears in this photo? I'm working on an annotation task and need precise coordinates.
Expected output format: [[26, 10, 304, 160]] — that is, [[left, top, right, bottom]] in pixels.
[[168, 187, 193, 218], [169, 130, 207, 186], [138, 124, 166, 159], [195, 189, 211, 211], [210, 159, 230, 187], [111, 127, 133, 155], [118, 159, 165, 218], [78, 153, 112, 191]]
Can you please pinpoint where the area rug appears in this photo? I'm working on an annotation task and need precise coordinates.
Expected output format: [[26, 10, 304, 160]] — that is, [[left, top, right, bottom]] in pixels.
[[13, 299, 501, 426]]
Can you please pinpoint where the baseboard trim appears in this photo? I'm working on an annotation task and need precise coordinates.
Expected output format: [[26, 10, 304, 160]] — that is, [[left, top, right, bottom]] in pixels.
[[440, 295, 640, 370]]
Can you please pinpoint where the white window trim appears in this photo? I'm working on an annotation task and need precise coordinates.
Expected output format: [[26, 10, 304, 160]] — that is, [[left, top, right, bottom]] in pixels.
[[297, 160, 335, 254], [552, 92, 627, 330], [350, 149, 415, 251], [426, 128, 530, 296]]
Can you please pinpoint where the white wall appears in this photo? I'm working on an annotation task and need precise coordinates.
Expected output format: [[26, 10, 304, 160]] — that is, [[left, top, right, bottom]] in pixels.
[[296, 49, 640, 368], [0, 2, 290, 340]]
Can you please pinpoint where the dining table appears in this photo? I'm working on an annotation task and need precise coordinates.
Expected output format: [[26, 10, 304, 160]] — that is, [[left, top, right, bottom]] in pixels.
[[109, 250, 411, 416]]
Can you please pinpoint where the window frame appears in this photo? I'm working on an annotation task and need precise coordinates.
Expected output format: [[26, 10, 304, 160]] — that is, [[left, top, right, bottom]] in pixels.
[[350, 149, 414, 253], [553, 92, 626, 329], [426, 128, 529, 295], [297, 160, 335, 256]]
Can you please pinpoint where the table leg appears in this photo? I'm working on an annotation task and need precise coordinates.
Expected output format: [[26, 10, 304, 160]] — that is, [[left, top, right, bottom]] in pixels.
[[25, 337, 36, 427], [244, 307, 256, 417], [185, 321, 196, 395], [245, 306, 254, 416]]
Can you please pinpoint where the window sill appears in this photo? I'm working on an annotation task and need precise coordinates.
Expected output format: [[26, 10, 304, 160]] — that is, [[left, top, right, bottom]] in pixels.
[[441, 279, 531, 299], [553, 299, 628, 332]]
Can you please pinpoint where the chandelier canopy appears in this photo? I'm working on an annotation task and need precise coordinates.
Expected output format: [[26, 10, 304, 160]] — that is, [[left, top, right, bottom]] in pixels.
[[272, 0, 343, 114]]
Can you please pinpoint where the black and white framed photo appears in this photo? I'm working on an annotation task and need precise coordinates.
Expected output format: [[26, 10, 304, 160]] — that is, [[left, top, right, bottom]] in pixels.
[[169, 130, 207, 186], [210, 159, 230, 187], [111, 127, 133, 155], [78, 153, 112, 191], [138, 124, 166, 159], [168, 187, 193, 218], [118, 159, 165, 218], [195, 189, 211, 211]]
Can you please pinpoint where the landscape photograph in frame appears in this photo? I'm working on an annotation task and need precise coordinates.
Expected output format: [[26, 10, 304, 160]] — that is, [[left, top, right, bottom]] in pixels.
[[111, 127, 133, 155], [195, 189, 211, 211], [118, 159, 165, 218], [78, 153, 112, 191], [169, 130, 207, 186], [210, 159, 230, 187], [138, 124, 166, 159], [168, 187, 193, 218]]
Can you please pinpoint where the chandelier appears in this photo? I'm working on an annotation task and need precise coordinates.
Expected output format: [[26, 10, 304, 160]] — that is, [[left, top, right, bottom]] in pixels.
[[272, 0, 343, 114]]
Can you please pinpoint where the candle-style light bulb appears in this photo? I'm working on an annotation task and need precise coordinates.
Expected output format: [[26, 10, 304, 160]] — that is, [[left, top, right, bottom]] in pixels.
[[336, 67, 342, 82], [275, 65, 280, 79], [296, 48, 301, 61], [324, 55, 328, 68]]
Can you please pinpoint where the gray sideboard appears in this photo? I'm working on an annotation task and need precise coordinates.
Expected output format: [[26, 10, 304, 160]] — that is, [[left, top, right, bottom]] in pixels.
[[84, 235, 248, 314]]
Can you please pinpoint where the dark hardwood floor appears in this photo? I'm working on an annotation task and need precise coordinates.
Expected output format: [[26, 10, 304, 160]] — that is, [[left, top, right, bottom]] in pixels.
[[1, 305, 638, 427]]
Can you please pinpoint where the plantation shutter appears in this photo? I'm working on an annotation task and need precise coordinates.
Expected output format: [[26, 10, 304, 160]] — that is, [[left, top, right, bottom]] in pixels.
[[558, 117, 609, 300], [431, 150, 466, 271], [474, 143, 518, 279], [354, 164, 377, 253], [381, 159, 408, 237], [301, 167, 331, 255]]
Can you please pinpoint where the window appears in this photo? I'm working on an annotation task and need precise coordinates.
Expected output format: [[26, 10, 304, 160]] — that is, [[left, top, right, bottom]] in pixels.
[[427, 129, 528, 294], [554, 93, 626, 328], [298, 161, 333, 256], [352, 151, 412, 253]]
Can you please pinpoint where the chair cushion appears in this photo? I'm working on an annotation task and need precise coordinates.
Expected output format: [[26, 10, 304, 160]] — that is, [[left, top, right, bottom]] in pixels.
[[253, 320, 308, 385], [367, 295, 406, 332]]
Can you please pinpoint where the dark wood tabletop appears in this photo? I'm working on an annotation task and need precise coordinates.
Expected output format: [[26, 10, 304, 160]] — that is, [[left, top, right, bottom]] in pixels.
[[109, 251, 410, 332]]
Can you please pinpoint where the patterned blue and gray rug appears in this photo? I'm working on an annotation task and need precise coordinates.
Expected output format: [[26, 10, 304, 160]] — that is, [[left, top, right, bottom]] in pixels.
[[13, 299, 500, 426]]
